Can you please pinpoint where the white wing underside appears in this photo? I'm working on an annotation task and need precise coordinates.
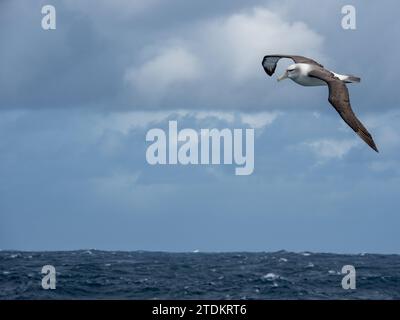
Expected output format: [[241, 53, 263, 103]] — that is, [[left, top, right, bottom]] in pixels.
[[293, 75, 327, 86], [293, 72, 351, 86]]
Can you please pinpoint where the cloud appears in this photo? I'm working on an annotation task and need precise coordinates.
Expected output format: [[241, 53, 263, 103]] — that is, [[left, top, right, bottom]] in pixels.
[[363, 111, 400, 151], [378, 127, 400, 149], [124, 6, 324, 108], [93, 110, 189, 135], [199, 7, 323, 82], [194, 111, 235, 123], [240, 111, 280, 129], [93, 110, 280, 137], [303, 138, 359, 160], [1, 107, 400, 252], [1, 0, 399, 115], [125, 46, 201, 99], [2, 1, 400, 253]]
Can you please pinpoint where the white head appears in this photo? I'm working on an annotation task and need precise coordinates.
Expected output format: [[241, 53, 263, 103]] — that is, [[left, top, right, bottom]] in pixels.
[[277, 64, 299, 81]]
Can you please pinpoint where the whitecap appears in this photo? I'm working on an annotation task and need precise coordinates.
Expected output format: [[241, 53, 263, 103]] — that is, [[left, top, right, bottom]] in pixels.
[[279, 258, 288, 262], [328, 270, 340, 275], [262, 273, 279, 281]]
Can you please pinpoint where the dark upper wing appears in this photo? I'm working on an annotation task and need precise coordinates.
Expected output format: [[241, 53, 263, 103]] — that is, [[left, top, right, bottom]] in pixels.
[[262, 55, 323, 76], [308, 69, 379, 152]]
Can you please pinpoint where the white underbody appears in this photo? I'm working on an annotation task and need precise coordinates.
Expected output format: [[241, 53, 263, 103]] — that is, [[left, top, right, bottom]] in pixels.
[[292, 75, 327, 86], [288, 63, 353, 86]]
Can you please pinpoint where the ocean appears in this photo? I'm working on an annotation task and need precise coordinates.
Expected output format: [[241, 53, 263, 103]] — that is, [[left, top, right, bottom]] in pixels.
[[1, 250, 399, 299]]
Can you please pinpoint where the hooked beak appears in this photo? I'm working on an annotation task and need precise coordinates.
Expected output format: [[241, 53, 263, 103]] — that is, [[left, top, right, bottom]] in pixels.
[[277, 71, 288, 82]]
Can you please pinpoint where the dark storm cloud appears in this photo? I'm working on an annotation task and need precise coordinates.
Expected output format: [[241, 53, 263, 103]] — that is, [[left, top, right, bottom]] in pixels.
[[3, 0, 397, 112]]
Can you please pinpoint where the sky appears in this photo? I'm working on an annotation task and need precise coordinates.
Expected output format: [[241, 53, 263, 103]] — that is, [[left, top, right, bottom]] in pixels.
[[0, 0, 399, 253]]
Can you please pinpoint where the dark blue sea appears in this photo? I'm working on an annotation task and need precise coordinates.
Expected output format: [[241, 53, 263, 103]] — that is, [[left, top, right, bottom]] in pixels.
[[1, 250, 399, 299]]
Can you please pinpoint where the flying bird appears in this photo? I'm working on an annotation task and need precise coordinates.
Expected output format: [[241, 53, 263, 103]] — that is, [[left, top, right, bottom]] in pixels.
[[262, 54, 378, 152]]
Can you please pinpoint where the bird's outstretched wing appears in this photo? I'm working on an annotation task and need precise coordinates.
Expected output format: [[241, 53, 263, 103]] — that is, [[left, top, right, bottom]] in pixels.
[[262, 54, 323, 76], [308, 69, 379, 152]]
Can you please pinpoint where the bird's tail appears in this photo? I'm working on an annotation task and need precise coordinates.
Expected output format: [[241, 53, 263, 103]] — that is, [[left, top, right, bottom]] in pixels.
[[343, 74, 361, 83]]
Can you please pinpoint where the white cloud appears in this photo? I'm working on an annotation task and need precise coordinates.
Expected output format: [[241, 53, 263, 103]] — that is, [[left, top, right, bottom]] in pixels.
[[194, 111, 235, 123], [94, 110, 189, 135], [200, 7, 324, 82], [124, 6, 324, 105], [240, 111, 280, 129], [125, 47, 201, 98], [303, 138, 359, 160], [92, 110, 280, 137]]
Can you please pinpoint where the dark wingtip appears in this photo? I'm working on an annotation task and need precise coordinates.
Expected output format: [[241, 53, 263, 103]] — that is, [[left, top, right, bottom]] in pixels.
[[261, 56, 275, 76], [356, 129, 379, 153], [369, 141, 379, 153], [370, 138, 379, 153], [262, 66, 274, 76], [264, 70, 273, 76]]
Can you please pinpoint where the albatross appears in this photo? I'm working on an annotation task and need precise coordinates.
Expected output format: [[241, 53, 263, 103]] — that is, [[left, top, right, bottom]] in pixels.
[[262, 54, 378, 152]]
